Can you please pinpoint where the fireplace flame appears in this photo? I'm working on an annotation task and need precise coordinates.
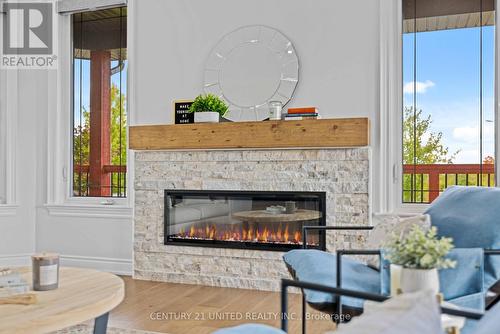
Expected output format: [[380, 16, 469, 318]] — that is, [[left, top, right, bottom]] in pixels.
[[175, 223, 307, 245], [294, 230, 301, 243]]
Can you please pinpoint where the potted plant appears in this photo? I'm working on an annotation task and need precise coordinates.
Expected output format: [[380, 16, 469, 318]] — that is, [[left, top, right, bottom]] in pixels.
[[188, 94, 229, 123], [385, 225, 456, 294]]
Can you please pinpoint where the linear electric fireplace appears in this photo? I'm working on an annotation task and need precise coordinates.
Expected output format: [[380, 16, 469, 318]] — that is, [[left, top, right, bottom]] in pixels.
[[164, 190, 326, 251]]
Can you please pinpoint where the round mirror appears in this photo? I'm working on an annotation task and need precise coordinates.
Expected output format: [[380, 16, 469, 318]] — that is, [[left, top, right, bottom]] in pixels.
[[204, 25, 299, 122]]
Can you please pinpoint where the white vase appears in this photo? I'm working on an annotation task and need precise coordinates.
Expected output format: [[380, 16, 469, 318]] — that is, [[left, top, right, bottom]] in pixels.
[[194, 112, 219, 123], [400, 267, 440, 294]]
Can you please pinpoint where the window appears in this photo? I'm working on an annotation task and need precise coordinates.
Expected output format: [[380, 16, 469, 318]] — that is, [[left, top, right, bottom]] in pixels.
[[72, 7, 127, 198], [402, 0, 495, 203]]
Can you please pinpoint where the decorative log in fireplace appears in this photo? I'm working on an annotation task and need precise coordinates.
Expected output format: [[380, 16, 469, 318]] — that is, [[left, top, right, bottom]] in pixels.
[[164, 190, 326, 251]]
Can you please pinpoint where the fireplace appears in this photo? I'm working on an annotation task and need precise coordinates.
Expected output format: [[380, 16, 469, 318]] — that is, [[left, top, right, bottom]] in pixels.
[[164, 190, 326, 251]]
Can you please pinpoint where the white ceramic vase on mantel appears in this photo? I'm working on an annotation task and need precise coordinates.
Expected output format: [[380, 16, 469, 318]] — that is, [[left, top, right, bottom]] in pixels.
[[194, 111, 219, 123], [400, 267, 440, 294]]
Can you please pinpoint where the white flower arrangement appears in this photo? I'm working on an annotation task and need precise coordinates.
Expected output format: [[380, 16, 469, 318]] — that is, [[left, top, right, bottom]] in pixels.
[[385, 225, 457, 270]]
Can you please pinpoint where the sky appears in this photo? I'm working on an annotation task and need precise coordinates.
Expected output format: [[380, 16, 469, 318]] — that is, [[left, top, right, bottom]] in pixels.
[[403, 25, 495, 164]]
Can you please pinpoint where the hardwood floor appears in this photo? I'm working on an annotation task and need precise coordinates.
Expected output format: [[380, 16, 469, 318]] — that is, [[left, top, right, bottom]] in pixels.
[[109, 277, 337, 334]]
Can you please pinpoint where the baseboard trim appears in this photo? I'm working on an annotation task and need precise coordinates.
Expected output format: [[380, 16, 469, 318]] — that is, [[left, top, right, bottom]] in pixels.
[[0, 253, 31, 267], [60, 255, 133, 276], [0, 253, 133, 276]]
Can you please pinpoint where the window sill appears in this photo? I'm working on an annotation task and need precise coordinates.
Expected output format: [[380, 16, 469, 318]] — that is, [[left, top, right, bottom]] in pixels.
[[0, 204, 19, 217], [392, 203, 429, 215], [44, 203, 133, 219]]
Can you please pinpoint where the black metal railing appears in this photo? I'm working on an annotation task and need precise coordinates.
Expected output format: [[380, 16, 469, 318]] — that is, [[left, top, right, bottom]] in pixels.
[[73, 165, 126, 197]]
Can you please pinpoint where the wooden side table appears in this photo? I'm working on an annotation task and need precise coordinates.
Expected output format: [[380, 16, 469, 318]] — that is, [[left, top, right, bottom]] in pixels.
[[232, 209, 321, 224], [232, 209, 322, 242], [0, 267, 124, 334]]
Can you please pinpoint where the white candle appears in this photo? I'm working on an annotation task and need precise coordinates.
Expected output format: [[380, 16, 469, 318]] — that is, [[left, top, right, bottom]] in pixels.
[[32, 253, 59, 291]]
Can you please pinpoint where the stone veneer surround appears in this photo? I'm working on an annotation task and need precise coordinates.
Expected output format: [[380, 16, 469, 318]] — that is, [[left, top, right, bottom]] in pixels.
[[134, 148, 370, 291]]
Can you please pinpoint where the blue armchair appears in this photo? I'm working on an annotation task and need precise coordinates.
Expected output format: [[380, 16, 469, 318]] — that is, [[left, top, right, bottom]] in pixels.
[[283, 232, 485, 323], [282, 186, 500, 332], [425, 186, 500, 309]]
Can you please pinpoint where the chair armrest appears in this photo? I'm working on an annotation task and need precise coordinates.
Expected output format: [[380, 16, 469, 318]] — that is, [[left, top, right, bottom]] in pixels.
[[281, 278, 387, 332], [336, 249, 382, 284], [336, 250, 382, 274], [280, 278, 484, 332], [301, 225, 374, 249], [483, 249, 500, 308], [335, 249, 382, 321], [485, 249, 500, 256]]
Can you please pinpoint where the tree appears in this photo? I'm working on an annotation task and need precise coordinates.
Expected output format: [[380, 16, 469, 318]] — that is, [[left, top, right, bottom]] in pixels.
[[110, 84, 127, 166], [403, 107, 458, 164], [403, 107, 458, 202], [484, 156, 495, 165], [73, 83, 127, 196], [73, 106, 90, 167]]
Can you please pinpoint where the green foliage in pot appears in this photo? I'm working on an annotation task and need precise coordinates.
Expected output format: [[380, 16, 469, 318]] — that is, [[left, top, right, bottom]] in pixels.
[[188, 94, 229, 117], [385, 225, 456, 270]]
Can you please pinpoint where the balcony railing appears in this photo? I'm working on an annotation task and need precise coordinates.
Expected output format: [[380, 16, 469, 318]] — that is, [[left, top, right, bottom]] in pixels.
[[73, 165, 127, 197], [403, 164, 495, 203]]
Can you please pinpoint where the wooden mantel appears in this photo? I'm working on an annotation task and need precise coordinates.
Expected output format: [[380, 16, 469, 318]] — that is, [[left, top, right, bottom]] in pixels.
[[129, 118, 369, 150]]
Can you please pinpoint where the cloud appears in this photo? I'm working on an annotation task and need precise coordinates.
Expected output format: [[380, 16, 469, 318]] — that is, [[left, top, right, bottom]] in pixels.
[[452, 123, 494, 143], [452, 126, 479, 142], [403, 80, 435, 94], [454, 150, 481, 164]]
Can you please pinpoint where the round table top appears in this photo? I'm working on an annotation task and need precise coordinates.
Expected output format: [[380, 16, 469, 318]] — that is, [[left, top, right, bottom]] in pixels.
[[0, 267, 124, 334], [232, 209, 321, 223]]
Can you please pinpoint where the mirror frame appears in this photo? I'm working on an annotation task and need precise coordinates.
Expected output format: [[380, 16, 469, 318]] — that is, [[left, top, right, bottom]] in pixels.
[[203, 25, 299, 122]]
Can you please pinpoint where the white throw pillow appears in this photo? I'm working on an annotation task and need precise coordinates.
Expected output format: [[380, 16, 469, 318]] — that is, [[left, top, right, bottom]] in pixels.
[[365, 214, 431, 269], [330, 290, 443, 334]]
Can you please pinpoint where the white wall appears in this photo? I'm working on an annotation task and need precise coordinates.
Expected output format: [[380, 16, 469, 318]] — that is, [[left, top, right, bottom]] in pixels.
[[0, 71, 40, 267], [0, 70, 6, 203], [1, 0, 382, 270], [133, 0, 380, 126], [35, 211, 133, 274]]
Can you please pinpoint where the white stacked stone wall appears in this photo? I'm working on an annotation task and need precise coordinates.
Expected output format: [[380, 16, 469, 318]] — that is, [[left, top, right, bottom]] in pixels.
[[134, 148, 370, 291]]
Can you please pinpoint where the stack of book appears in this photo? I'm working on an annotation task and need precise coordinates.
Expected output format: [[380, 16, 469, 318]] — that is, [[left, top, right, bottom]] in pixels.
[[283, 107, 320, 120], [0, 268, 29, 298]]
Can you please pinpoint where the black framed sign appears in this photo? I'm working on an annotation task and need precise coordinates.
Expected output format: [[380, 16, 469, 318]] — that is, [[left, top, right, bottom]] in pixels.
[[174, 100, 194, 124]]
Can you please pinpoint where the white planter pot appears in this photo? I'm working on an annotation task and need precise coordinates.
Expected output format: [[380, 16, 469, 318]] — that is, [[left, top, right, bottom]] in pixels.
[[194, 112, 219, 123], [400, 267, 440, 294]]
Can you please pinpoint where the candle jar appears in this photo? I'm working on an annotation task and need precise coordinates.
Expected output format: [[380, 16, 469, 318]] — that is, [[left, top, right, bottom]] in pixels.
[[32, 253, 59, 291], [268, 101, 283, 120], [285, 201, 296, 214]]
